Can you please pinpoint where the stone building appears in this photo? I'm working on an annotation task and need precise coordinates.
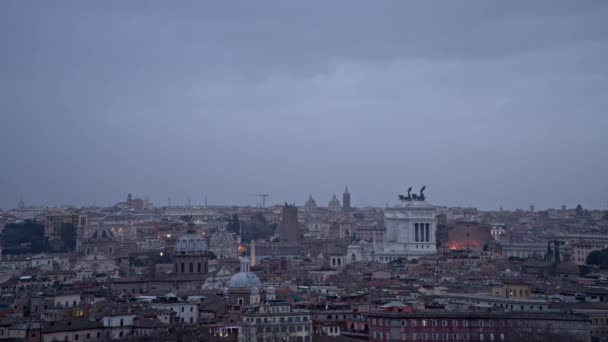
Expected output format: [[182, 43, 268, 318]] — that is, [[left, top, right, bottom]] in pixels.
[[227, 257, 262, 307], [81, 226, 119, 257], [375, 189, 437, 262], [445, 221, 494, 251], [173, 228, 211, 275], [278, 203, 300, 245]]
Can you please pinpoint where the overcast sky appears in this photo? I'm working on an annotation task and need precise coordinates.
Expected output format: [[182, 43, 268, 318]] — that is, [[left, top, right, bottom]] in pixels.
[[1, 1, 607, 210]]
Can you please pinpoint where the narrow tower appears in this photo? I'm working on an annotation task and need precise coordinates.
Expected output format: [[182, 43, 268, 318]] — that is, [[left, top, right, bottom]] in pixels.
[[343, 185, 351, 212]]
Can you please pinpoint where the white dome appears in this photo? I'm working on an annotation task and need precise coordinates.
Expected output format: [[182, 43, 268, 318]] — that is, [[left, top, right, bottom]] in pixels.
[[228, 272, 261, 289], [228, 257, 261, 289], [174, 231, 208, 253]]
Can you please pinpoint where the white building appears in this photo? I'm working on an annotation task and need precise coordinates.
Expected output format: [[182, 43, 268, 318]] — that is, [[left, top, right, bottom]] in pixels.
[[375, 192, 437, 262]]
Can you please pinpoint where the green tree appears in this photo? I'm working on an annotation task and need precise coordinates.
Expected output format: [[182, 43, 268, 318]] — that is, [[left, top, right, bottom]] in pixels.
[[586, 248, 608, 267], [226, 214, 240, 234], [60, 223, 77, 252], [241, 213, 276, 242], [1, 221, 45, 254]]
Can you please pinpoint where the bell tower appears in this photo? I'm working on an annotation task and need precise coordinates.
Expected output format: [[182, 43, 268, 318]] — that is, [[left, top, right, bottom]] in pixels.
[[343, 185, 351, 212]]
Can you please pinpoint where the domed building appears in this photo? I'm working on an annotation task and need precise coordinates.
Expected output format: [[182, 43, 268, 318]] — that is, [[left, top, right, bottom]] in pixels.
[[227, 257, 262, 306], [209, 227, 238, 259], [81, 226, 118, 256], [174, 227, 211, 276], [328, 194, 341, 212], [304, 195, 317, 212]]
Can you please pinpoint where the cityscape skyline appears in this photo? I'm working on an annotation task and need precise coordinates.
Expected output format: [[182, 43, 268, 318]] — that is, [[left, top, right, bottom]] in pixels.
[[4, 186, 607, 212]]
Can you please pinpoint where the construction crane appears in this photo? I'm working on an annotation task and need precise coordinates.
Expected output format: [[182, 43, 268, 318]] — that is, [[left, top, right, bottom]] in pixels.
[[252, 194, 269, 208]]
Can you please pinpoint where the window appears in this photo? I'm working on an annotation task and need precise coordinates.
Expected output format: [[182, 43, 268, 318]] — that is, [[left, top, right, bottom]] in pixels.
[[478, 320, 484, 327], [452, 320, 458, 327], [432, 320, 437, 326], [453, 333, 459, 341], [120, 319, 124, 327], [75, 334, 79, 340], [463, 333, 469, 341], [401, 320, 407, 327], [443, 320, 448, 327], [462, 320, 468, 327], [480, 333, 484, 341]]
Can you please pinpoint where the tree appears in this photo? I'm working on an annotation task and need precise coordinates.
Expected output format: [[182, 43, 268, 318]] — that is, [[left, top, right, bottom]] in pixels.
[[60, 223, 77, 252], [226, 214, 240, 234], [1, 221, 45, 254], [241, 213, 276, 242], [586, 248, 608, 267]]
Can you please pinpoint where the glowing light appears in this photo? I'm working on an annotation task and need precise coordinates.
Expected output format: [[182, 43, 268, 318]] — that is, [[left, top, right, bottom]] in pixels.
[[159, 252, 164, 257], [166, 234, 171, 238]]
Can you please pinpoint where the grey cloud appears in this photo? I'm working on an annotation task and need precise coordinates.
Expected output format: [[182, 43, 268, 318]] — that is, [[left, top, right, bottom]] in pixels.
[[1, 1, 607, 210]]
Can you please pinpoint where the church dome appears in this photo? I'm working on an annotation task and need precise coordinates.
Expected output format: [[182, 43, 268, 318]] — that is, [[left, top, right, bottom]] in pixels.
[[209, 229, 237, 258], [89, 227, 115, 241], [228, 272, 262, 289], [305, 195, 317, 210], [328, 194, 341, 211], [228, 257, 261, 289], [174, 231, 208, 254]]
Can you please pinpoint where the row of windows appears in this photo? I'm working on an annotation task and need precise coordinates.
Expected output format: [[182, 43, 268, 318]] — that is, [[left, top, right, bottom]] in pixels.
[[175, 262, 205, 273], [373, 318, 499, 328], [373, 331, 505, 341], [249, 316, 309, 324], [255, 325, 310, 333]]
